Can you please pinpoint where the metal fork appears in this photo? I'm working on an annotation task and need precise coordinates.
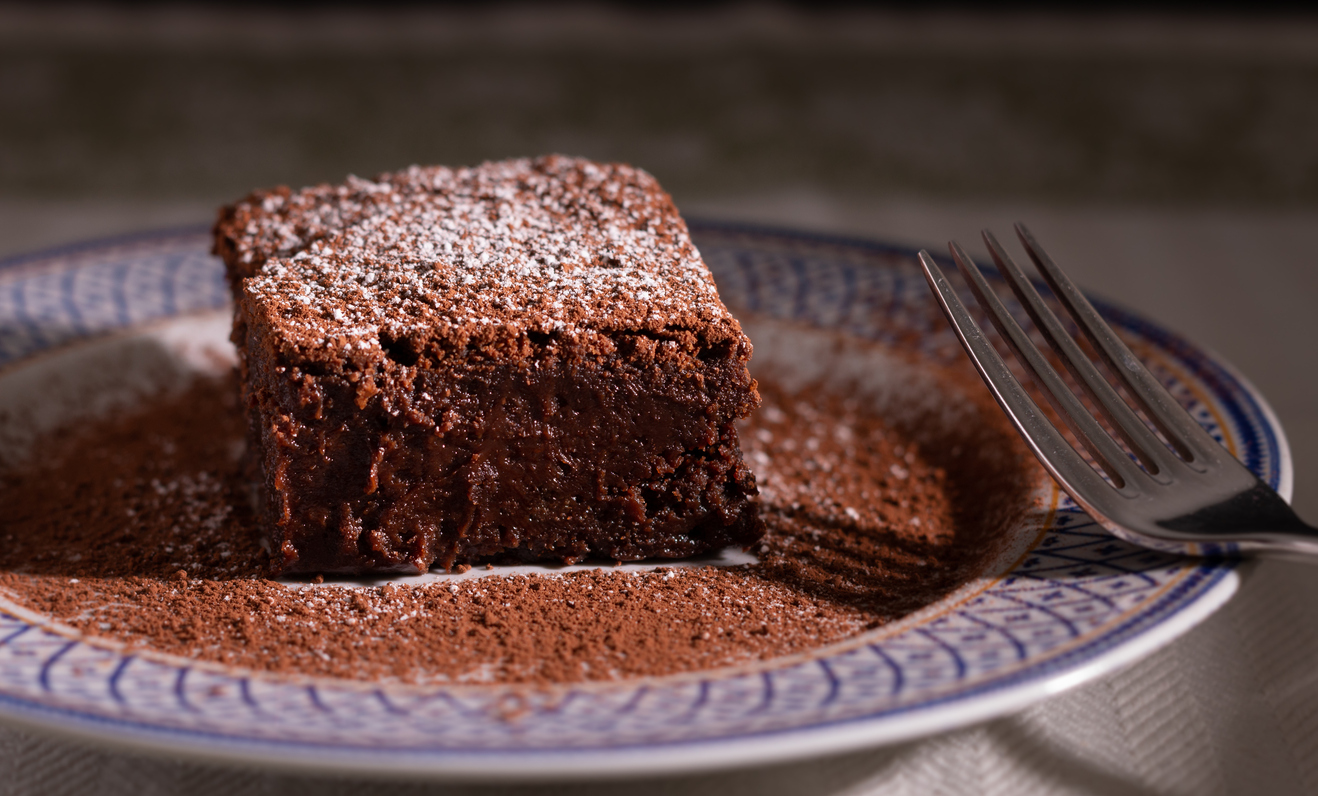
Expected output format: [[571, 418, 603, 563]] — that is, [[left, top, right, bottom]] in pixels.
[[917, 224, 1317, 558]]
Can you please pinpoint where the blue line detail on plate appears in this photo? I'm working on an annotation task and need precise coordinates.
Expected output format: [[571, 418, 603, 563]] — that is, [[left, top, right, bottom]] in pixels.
[[816, 659, 842, 708], [107, 656, 135, 707], [38, 641, 80, 693]]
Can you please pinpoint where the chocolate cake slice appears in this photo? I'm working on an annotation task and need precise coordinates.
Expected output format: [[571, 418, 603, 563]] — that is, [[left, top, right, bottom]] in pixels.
[[214, 155, 763, 574]]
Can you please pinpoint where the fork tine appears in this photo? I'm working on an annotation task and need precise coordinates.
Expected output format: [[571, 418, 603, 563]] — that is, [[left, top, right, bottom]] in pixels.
[[918, 250, 1120, 501], [1014, 223, 1225, 467], [947, 241, 1149, 490], [982, 230, 1182, 478]]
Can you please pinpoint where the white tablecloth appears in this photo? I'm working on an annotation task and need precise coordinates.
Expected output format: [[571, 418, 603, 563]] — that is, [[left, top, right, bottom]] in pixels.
[[2, 201, 1316, 795]]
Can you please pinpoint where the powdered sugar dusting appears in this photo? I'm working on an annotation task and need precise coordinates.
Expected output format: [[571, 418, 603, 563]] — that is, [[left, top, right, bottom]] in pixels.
[[224, 156, 741, 361]]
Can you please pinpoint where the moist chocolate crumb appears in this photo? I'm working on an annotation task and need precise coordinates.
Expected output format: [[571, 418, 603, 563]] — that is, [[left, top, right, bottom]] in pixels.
[[0, 364, 1035, 685], [218, 156, 764, 575]]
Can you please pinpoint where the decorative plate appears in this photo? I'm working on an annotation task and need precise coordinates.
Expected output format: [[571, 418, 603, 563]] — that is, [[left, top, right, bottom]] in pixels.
[[0, 222, 1280, 780]]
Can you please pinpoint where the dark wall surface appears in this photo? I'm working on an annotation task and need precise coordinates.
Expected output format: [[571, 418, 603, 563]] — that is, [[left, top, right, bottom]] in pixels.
[[3, 7, 1318, 206]]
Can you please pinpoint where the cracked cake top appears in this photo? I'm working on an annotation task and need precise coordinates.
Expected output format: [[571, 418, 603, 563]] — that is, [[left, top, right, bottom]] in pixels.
[[215, 155, 747, 368]]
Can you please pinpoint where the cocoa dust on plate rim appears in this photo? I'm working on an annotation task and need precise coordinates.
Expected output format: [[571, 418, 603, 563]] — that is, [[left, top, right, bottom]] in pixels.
[[0, 336, 1037, 686]]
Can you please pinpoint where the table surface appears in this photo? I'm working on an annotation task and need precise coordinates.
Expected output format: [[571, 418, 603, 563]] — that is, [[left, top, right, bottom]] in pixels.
[[3, 8, 1318, 795]]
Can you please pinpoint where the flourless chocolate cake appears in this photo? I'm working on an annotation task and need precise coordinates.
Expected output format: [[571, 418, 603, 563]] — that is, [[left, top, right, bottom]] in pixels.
[[213, 156, 764, 575]]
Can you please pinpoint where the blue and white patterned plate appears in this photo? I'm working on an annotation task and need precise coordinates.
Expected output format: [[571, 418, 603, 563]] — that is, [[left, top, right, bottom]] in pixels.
[[0, 223, 1282, 779]]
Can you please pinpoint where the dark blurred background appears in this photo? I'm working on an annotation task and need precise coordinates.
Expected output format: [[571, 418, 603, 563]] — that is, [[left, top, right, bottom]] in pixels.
[[4, 5, 1318, 206]]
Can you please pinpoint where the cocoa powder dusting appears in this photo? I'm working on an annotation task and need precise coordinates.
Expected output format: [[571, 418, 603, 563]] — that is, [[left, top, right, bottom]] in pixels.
[[0, 366, 1034, 686]]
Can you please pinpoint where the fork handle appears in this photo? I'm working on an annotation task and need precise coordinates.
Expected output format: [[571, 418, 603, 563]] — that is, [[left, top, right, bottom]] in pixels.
[[1154, 481, 1318, 559]]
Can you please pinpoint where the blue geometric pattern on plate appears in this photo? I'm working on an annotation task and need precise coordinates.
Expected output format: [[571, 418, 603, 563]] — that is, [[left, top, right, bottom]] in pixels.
[[0, 224, 1268, 775]]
